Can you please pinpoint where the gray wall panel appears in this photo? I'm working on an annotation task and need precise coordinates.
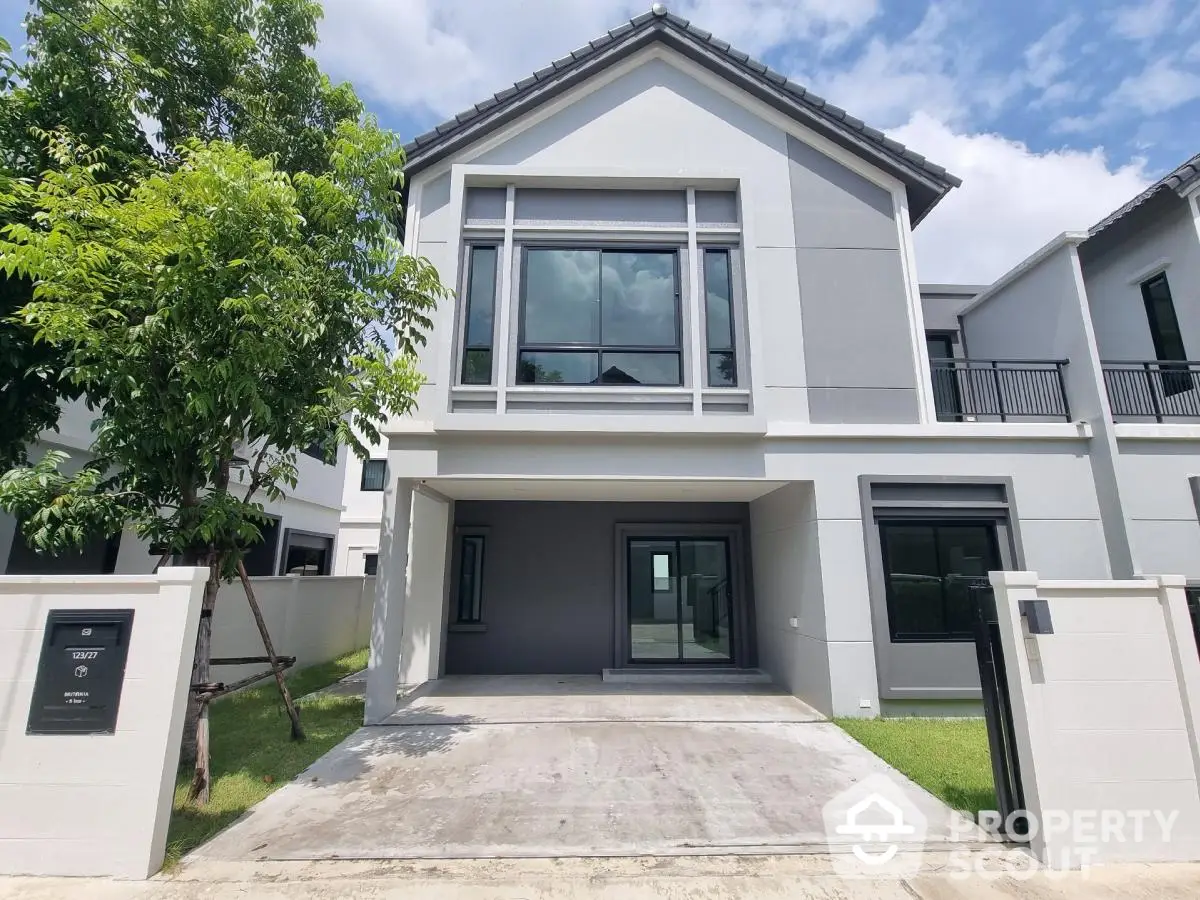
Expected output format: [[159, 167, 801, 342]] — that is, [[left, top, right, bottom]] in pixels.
[[797, 248, 920, 422], [464, 186, 506, 222], [807, 388, 919, 423], [695, 190, 739, 224], [514, 188, 686, 225], [787, 135, 897, 250], [445, 500, 751, 675]]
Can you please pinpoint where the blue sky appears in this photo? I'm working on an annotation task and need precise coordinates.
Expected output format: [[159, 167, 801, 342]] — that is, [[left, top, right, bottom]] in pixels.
[[3, 0, 1198, 281]]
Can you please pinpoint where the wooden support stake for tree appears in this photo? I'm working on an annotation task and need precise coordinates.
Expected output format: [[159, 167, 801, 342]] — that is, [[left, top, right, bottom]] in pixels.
[[237, 560, 305, 741]]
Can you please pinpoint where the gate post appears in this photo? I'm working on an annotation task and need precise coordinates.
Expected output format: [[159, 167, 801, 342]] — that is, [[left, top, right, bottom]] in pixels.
[[969, 578, 1026, 837]]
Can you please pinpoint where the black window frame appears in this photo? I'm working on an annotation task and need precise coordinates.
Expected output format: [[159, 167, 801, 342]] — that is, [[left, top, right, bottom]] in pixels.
[[702, 247, 738, 387], [515, 244, 685, 387], [455, 534, 485, 624], [1141, 272, 1192, 397], [459, 243, 500, 385], [363, 552, 379, 576], [360, 459, 387, 492], [278, 528, 333, 576], [877, 518, 1002, 643]]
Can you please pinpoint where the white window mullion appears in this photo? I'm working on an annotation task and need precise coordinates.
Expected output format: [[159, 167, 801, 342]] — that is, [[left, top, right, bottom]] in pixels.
[[686, 188, 704, 415], [494, 185, 516, 413]]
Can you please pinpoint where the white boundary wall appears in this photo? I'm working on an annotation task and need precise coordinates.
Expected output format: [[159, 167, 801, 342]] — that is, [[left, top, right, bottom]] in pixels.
[[210, 576, 374, 685], [992, 571, 1200, 867], [0, 568, 206, 878]]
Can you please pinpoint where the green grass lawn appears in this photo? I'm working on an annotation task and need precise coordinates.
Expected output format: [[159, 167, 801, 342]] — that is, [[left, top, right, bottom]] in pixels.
[[835, 717, 997, 817], [164, 647, 368, 868]]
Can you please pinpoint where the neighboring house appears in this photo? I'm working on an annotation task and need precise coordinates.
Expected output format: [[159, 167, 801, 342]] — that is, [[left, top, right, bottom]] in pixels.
[[0, 396, 348, 578], [361, 6, 1122, 723], [334, 430, 387, 577], [960, 151, 1200, 588]]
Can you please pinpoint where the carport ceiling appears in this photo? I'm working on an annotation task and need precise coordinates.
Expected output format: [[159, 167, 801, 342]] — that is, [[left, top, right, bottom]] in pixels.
[[424, 479, 787, 502]]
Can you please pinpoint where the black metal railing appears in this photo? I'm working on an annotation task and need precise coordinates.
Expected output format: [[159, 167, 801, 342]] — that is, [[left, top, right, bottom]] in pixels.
[[1102, 361, 1200, 421], [929, 359, 1071, 422]]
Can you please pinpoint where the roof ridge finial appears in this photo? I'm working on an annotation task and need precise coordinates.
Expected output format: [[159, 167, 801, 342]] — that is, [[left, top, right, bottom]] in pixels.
[[650, 3, 667, 16]]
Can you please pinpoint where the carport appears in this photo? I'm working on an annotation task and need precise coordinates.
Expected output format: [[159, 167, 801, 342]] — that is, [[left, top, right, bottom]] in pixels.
[[194, 675, 986, 861]]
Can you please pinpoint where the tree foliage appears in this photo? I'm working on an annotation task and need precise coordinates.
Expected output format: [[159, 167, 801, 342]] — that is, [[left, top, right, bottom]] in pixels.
[[0, 0, 368, 469], [0, 129, 444, 566]]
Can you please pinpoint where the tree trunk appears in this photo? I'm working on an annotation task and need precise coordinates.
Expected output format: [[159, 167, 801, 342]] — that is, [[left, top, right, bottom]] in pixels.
[[185, 558, 221, 804], [237, 560, 305, 741]]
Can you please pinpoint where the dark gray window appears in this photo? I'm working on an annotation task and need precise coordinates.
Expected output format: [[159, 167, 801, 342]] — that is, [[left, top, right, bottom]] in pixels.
[[456, 535, 485, 623], [363, 552, 379, 576], [703, 249, 736, 387], [461, 245, 499, 384], [878, 519, 1000, 642], [279, 530, 333, 576], [1142, 273, 1192, 396], [517, 247, 682, 385], [360, 459, 386, 491]]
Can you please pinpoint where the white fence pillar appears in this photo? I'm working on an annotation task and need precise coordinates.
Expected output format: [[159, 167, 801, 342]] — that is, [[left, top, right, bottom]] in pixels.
[[991, 570, 1200, 867], [0, 568, 206, 878]]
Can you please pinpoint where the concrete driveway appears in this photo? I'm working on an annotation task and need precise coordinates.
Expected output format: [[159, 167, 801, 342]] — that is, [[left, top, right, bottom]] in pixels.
[[193, 675, 987, 862]]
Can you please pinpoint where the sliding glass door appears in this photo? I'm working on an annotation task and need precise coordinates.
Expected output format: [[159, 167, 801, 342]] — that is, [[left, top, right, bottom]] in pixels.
[[627, 537, 733, 663]]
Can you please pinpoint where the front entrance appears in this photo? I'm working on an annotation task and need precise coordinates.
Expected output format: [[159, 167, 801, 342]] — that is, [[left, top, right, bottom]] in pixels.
[[627, 537, 734, 663]]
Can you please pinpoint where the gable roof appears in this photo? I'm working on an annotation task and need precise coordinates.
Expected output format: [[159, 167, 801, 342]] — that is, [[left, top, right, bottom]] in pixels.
[[402, 5, 960, 224], [1088, 150, 1200, 238]]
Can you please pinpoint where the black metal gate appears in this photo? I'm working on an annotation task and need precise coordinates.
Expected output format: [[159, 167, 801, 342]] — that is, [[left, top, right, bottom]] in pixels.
[[968, 580, 1028, 838]]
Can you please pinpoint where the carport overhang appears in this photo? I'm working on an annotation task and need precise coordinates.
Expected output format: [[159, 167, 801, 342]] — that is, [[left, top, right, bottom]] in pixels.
[[422, 477, 788, 502], [363, 477, 788, 723]]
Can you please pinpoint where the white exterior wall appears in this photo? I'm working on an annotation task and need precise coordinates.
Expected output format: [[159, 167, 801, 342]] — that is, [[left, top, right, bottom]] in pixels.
[[1115, 438, 1200, 578], [1082, 197, 1200, 362], [960, 239, 1137, 577], [0, 568, 206, 878], [992, 572, 1200, 867], [208, 575, 373, 685]]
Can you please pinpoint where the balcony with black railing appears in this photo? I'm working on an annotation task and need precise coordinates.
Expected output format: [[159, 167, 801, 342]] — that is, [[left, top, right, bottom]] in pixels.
[[1103, 361, 1200, 422], [929, 359, 1072, 423]]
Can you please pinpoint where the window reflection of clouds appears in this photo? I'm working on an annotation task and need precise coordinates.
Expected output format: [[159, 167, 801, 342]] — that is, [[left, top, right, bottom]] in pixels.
[[601, 252, 677, 346], [523, 249, 600, 344]]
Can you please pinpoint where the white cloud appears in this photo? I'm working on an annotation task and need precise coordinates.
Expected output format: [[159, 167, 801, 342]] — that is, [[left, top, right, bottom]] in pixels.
[[1059, 55, 1200, 132], [316, 0, 878, 120], [1023, 15, 1088, 108], [801, 3, 1017, 130], [1109, 0, 1176, 42], [893, 114, 1151, 282], [1112, 57, 1200, 114]]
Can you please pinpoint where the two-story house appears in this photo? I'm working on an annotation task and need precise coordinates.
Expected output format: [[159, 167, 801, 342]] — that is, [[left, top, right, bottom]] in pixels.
[[960, 151, 1200, 592], [362, 7, 1119, 724]]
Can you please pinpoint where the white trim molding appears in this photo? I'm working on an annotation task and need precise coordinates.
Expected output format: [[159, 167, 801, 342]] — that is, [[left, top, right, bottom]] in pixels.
[[1125, 256, 1171, 286]]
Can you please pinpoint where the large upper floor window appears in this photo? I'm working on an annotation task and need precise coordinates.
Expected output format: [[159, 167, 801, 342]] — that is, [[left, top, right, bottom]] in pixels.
[[517, 247, 682, 386]]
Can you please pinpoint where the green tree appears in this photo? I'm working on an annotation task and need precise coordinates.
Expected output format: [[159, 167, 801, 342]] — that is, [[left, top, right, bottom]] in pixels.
[[0, 130, 446, 801], [0, 0, 363, 467]]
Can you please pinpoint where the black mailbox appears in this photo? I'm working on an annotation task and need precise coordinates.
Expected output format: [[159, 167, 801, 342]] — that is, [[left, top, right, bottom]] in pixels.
[[26, 609, 135, 735]]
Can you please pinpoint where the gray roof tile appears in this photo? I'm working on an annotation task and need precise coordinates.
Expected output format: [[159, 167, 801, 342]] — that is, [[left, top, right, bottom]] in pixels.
[[401, 7, 961, 204], [1090, 150, 1200, 237]]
